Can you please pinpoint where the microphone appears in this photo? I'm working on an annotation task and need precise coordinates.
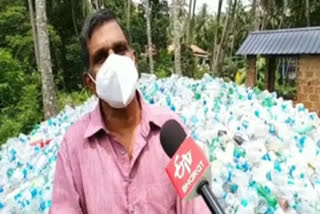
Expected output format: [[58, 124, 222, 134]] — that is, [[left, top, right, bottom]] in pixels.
[[160, 119, 225, 214]]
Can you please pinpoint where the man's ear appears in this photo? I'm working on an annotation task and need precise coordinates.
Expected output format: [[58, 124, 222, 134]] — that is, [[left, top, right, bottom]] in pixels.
[[132, 49, 138, 66], [83, 72, 97, 96]]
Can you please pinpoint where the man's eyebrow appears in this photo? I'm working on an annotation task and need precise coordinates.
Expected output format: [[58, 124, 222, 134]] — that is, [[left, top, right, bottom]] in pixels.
[[111, 41, 129, 50]]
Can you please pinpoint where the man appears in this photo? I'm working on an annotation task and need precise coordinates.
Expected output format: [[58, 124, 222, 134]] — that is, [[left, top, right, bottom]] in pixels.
[[50, 9, 209, 214]]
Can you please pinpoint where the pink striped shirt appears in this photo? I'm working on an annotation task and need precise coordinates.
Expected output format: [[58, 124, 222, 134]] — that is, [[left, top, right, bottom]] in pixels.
[[50, 93, 210, 214]]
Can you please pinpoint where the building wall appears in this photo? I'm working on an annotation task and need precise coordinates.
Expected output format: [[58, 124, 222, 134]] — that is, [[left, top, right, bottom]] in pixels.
[[297, 55, 320, 114]]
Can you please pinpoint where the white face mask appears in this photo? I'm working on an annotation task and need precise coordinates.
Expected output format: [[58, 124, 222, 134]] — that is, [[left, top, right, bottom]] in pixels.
[[88, 54, 138, 109]]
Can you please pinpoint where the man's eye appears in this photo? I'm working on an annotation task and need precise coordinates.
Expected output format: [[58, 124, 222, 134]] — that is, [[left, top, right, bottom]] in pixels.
[[115, 46, 128, 55], [97, 55, 107, 64]]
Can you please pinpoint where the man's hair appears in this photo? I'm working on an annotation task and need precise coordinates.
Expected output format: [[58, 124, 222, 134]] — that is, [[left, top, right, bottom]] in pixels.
[[80, 9, 128, 70]]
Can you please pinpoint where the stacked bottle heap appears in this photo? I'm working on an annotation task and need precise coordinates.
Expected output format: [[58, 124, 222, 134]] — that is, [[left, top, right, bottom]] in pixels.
[[0, 73, 319, 214]]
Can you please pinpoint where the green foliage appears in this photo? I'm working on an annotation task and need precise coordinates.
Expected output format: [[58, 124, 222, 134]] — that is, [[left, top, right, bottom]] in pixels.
[[0, 117, 22, 145], [256, 57, 266, 90], [57, 89, 91, 111], [64, 36, 84, 90], [181, 44, 197, 78], [15, 73, 42, 135], [223, 57, 245, 80], [137, 56, 150, 74], [0, 6, 29, 45], [0, 50, 25, 109], [131, 0, 170, 54], [149, 0, 170, 49], [194, 5, 215, 51], [130, 5, 146, 54], [0, 2, 43, 145], [275, 84, 297, 100], [274, 63, 297, 99], [104, 0, 126, 21], [193, 64, 210, 80], [5, 33, 34, 65], [0, 61, 42, 145], [154, 49, 173, 78]]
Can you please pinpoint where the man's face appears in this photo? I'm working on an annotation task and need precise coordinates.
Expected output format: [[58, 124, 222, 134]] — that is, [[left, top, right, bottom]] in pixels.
[[85, 20, 135, 94]]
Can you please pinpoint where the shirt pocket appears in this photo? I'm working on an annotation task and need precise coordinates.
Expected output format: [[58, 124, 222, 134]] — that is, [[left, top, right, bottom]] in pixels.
[[141, 182, 177, 213]]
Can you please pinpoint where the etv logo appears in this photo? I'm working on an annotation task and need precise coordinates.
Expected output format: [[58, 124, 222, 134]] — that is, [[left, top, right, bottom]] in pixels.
[[174, 150, 192, 179]]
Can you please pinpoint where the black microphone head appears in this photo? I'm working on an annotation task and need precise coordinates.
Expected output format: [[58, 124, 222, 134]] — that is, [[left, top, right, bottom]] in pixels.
[[160, 119, 187, 158]]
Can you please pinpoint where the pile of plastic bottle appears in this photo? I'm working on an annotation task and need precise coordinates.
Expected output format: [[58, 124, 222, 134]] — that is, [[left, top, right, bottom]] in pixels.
[[1, 73, 320, 214]]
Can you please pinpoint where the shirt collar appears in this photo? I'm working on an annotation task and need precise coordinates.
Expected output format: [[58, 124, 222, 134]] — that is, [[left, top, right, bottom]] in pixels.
[[83, 99, 107, 139], [83, 91, 162, 139]]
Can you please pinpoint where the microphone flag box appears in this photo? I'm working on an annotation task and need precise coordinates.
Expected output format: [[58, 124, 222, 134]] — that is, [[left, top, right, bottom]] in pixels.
[[165, 137, 210, 200]]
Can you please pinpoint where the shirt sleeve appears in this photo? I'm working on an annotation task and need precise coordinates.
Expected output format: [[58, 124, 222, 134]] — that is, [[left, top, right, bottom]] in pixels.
[[49, 138, 83, 214]]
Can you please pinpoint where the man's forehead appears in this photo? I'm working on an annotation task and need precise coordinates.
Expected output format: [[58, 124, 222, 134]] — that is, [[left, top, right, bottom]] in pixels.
[[88, 21, 127, 55]]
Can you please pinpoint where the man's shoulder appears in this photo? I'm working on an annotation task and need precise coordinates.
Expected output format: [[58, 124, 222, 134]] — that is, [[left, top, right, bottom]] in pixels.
[[62, 112, 91, 145], [146, 103, 184, 127]]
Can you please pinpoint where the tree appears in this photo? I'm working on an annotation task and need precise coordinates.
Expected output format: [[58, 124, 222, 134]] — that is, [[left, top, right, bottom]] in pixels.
[[186, 0, 193, 44], [212, 0, 223, 73], [86, 0, 94, 14], [27, 0, 40, 70], [213, 0, 235, 74], [35, 0, 58, 119], [306, 0, 310, 26], [194, 4, 215, 50], [251, 0, 259, 31], [126, 0, 131, 42], [144, 0, 154, 74], [260, 0, 286, 30], [230, 0, 240, 55], [190, 0, 196, 39], [172, 0, 184, 76], [70, 0, 79, 36], [186, 0, 196, 44], [94, 0, 99, 10]]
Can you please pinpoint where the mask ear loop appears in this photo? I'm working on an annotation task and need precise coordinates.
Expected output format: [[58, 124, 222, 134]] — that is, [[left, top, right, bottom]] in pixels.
[[87, 72, 96, 84], [87, 72, 99, 100]]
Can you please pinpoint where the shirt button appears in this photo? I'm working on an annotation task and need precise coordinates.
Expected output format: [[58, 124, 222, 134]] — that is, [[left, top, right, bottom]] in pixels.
[[120, 149, 126, 155], [129, 206, 135, 214]]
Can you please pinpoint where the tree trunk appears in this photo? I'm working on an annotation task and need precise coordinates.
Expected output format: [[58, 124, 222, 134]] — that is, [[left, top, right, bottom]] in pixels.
[[86, 0, 94, 14], [211, 0, 223, 73], [251, 0, 256, 28], [186, 0, 193, 44], [220, 0, 238, 71], [251, 0, 259, 31], [145, 0, 154, 74], [126, 0, 131, 42], [306, 0, 310, 26], [35, 0, 58, 119], [261, 7, 268, 30], [70, 0, 79, 36], [94, 0, 99, 10], [190, 0, 196, 43], [213, 0, 234, 74], [99, 0, 105, 8], [172, 0, 183, 76], [230, 0, 239, 55], [28, 0, 40, 70], [279, 0, 286, 29]]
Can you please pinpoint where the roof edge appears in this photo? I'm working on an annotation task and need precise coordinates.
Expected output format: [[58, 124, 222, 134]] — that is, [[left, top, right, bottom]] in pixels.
[[250, 26, 320, 35]]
